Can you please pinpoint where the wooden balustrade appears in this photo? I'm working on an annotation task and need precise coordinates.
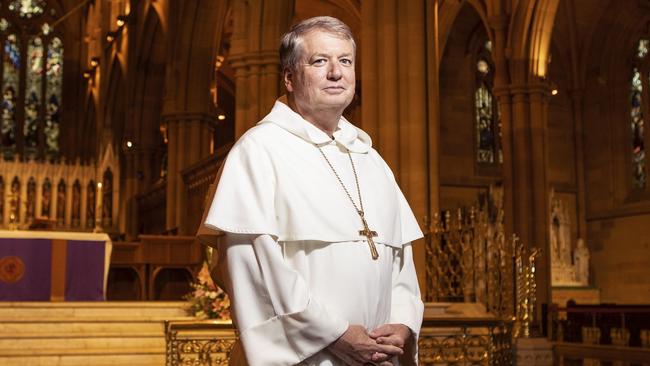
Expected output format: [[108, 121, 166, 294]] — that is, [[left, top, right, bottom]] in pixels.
[[181, 143, 232, 234], [108, 235, 204, 300], [548, 304, 650, 365]]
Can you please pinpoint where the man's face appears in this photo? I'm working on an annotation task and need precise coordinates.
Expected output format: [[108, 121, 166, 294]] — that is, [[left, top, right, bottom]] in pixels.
[[285, 30, 355, 116]]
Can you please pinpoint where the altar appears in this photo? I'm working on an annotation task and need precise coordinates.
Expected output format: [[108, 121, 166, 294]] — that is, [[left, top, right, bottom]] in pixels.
[[0, 230, 112, 301]]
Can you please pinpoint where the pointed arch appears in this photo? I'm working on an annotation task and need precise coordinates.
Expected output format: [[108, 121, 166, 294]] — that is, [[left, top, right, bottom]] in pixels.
[[104, 58, 125, 150]]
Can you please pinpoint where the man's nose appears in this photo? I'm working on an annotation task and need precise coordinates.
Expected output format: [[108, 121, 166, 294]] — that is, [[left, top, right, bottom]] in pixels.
[[327, 62, 342, 80]]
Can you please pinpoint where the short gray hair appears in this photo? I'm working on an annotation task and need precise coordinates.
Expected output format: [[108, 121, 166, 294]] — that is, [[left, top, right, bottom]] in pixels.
[[279, 16, 356, 73]]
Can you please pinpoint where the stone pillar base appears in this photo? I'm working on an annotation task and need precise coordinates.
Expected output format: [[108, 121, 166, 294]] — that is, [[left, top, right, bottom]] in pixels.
[[516, 337, 553, 365]]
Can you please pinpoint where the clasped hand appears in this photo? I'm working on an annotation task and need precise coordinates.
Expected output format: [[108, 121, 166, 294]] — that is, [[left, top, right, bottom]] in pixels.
[[328, 324, 411, 366]]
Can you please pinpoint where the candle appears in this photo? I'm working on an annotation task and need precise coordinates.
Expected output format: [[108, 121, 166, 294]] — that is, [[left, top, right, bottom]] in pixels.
[[97, 182, 102, 225]]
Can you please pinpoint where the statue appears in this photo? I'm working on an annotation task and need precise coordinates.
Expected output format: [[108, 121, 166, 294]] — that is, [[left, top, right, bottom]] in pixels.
[[549, 191, 590, 287], [573, 238, 590, 286]]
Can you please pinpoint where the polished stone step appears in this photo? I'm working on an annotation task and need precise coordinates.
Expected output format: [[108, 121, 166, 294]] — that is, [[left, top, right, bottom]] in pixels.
[[0, 350, 164, 366], [0, 301, 189, 320], [0, 301, 193, 366], [0, 335, 164, 350]]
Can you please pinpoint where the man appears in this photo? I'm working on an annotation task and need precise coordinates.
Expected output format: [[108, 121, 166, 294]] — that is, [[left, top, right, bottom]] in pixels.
[[198, 16, 424, 366]]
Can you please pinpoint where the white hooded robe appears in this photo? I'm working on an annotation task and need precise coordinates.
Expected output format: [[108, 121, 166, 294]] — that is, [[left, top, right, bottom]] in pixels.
[[198, 99, 424, 366]]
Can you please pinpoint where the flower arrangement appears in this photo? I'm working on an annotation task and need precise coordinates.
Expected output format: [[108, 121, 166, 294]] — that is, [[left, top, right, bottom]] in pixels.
[[183, 261, 231, 319]]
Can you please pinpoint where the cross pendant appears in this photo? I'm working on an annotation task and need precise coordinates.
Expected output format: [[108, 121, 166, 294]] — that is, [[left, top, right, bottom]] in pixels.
[[357, 211, 379, 260]]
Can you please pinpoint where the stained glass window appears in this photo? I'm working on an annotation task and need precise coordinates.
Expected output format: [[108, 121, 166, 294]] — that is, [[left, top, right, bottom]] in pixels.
[[475, 41, 502, 165], [638, 39, 649, 59], [0, 5, 64, 160], [45, 37, 62, 156], [630, 38, 650, 190], [25, 37, 43, 151], [9, 0, 46, 19], [2, 34, 20, 158], [631, 68, 646, 188]]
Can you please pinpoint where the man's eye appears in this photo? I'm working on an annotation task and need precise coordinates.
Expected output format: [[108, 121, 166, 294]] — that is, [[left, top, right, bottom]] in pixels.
[[340, 58, 352, 65], [312, 59, 327, 66]]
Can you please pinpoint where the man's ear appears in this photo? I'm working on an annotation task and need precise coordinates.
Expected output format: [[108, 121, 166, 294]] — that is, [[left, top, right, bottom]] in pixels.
[[284, 70, 294, 92]]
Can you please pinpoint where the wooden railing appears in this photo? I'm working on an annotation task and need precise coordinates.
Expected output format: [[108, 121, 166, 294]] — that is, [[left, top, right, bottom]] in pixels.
[[181, 143, 232, 234], [164, 317, 514, 366], [553, 342, 650, 365], [109, 235, 204, 300], [135, 180, 167, 234], [548, 304, 650, 365]]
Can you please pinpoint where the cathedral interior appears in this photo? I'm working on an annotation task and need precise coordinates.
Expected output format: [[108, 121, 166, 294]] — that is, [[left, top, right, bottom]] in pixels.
[[1, 0, 650, 365]]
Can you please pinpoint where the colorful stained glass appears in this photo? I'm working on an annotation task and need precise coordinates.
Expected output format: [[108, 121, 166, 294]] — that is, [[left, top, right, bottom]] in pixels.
[[477, 59, 490, 74], [476, 85, 496, 163], [2, 34, 20, 156], [45, 37, 62, 156], [9, 0, 46, 18], [631, 68, 646, 188], [0, 18, 9, 33], [638, 39, 649, 59], [475, 41, 502, 166], [24, 37, 43, 151]]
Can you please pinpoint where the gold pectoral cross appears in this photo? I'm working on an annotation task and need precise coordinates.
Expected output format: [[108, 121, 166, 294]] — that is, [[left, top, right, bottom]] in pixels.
[[357, 210, 379, 260]]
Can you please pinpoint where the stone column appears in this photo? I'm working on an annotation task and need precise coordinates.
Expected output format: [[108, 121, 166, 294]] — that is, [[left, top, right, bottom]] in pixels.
[[230, 52, 283, 138], [229, 0, 292, 138], [163, 113, 214, 234], [361, 0, 429, 294], [528, 83, 552, 323], [569, 89, 588, 242], [490, 14, 515, 236], [123, 151, 137, 239]]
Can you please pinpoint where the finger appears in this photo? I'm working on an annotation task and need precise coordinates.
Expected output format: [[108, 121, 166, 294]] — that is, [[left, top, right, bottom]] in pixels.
[[369, 324, 393, 338], [370, 352, 391, 362], [375, 343, 404, 356], [376, 336, 404, 348]]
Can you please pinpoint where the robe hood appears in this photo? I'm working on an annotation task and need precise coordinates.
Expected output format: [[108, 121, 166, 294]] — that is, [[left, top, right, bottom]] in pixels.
[[261, 96, 372, 154]]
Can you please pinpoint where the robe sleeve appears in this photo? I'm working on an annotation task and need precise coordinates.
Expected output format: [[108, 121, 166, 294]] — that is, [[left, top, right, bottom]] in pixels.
[[220, 233, 349, 366], [390, 242, 424, 366]]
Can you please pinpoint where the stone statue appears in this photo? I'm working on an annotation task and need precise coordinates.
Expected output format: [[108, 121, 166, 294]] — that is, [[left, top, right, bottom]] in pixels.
[[573, 238, 590, 286]]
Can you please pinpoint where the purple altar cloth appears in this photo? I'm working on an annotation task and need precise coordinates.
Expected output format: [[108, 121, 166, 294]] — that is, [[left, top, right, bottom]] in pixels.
[[0, 237, 108, 301]]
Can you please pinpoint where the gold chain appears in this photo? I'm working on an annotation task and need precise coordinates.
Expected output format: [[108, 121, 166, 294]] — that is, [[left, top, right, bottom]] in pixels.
[[316, 144, 364, 216]]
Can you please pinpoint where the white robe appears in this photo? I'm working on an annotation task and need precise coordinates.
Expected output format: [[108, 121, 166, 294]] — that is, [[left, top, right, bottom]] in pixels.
[[198, 99, 424, 366]]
